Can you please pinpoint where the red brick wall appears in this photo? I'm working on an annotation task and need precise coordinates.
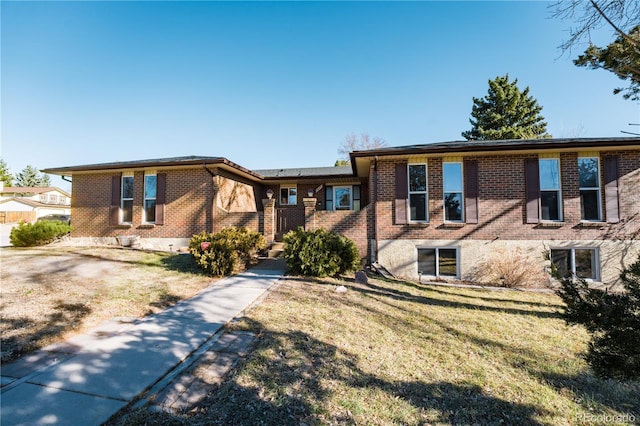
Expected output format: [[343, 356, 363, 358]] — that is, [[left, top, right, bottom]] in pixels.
[[374, 150, 640, 242], [71, 168, 261, 239], [215, 210, 260, 231], [313, 206, 370, 258]]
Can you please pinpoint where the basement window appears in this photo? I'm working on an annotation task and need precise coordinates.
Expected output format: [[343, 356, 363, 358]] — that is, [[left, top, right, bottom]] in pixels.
[[417, 247, 459, 278]]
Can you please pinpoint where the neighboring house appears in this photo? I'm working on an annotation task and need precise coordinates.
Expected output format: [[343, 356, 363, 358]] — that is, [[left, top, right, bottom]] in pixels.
[[0, 184, 71, 223], [42, 137, 640, 286]]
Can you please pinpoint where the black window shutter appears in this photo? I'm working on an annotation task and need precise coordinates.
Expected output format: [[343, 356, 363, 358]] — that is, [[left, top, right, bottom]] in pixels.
[[464, 159, 479, 224], [155, 173, 166, 225], [109, 175, 121, 226], [603, 156, 620, 223], [524, 158, 540, 224], [395, 162, 408, 225]]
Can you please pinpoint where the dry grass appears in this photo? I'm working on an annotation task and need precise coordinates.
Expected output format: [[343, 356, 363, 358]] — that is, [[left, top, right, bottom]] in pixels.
[[116, 274, 639, 425], [0, 246, 216, 362]]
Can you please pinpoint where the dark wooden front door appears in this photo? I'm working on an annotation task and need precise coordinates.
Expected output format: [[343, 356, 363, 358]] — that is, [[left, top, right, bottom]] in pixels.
[[276, 208, 304, 240]]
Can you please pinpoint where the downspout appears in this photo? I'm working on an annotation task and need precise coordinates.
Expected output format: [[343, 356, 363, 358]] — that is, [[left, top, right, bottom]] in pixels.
[[373, 156, 379, 264], [203, 163, 217, 233], [61, 175, 72, 183]]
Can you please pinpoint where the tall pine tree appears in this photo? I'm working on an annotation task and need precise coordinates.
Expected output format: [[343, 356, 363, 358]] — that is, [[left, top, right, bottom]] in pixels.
[[14, 165, 51, 187], [0, 159, 13, 186], [462, 75, 551, 141]]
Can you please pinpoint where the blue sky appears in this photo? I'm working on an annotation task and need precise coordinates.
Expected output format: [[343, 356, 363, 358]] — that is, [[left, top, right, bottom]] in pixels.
[[2, 1, 639, 190]]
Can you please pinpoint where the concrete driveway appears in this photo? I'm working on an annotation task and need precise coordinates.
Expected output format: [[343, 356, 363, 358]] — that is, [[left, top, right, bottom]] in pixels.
[[0, 223, 16, 247]]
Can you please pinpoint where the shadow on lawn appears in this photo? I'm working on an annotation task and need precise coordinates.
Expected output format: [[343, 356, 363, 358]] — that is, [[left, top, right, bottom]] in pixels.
[[355, 279, 563, 319], [118, 319, 550, 426], [108, 275, 640, 426], [1, 301, 91, 363]]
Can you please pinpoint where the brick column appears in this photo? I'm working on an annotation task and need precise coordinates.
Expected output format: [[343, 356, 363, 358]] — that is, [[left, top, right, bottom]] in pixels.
[[303, 198, 317, 231], [262, 198, 275, 245]]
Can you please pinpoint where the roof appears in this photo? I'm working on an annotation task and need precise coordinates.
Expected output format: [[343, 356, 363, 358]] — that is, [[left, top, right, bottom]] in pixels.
[[40, 137, 640, 183], [350, 137, 640, 157], [42, 156, 355, 181], [255, 166, 353, 179], [0, 197, 70, 209], [350, 137, 640, 176], [1, 187, 71, 197], [41, 156, 264, 181]]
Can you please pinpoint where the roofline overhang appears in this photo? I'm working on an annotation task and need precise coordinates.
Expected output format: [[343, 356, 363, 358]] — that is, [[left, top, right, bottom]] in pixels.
[[350, 137, 640, 176], [42, 157, 265, 182]]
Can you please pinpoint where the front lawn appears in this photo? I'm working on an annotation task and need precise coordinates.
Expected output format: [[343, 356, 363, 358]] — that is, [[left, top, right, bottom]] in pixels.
[[116, 274, 639, 425], [0, 246, 215, 362]]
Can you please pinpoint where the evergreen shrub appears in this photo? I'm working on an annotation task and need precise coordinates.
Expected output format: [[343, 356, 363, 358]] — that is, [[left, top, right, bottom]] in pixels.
[[10, 220, 71, 247], [283, 227, 360, 277], [554, 255, 640, 380], [189, 227, 266, 276]]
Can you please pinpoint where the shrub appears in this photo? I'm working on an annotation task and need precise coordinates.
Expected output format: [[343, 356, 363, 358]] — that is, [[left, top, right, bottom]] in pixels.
[[467, 247, 546, 288], [10, 220, 71, 247], [283, 227, 360, 277], [554, 255, 640, 380], [189, 227, 266, 276]]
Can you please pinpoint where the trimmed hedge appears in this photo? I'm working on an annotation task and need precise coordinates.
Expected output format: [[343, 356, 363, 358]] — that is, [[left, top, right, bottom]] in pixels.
[[189, 227, 266, 276], [283, 227, 360, 277]]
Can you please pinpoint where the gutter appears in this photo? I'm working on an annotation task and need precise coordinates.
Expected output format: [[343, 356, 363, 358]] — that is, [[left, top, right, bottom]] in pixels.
[[203, 163, 217, 233], [373, 156, 379, 264]]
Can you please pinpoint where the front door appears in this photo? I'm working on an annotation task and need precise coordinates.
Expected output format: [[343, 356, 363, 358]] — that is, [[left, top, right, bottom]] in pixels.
[[276, 208, 304, 241]]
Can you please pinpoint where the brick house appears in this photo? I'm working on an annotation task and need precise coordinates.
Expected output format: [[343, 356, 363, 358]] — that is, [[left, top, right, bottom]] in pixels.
[[42, 156, 370, 254], [43, 137, 640, 286]]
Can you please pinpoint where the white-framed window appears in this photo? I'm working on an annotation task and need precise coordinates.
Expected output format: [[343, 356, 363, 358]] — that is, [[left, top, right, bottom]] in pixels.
[[49, 194, 58, 204], [144, 174, 157, 223], [58, 196, 67, 205], [325, 185, 361, 211], [39, 194, 48, 203], [551, 247, 599, 280], [279, 186, 297, 206], [539, 158, 562, 221], [578, 157, 602, 221], [121, 175, 134, 223], [417, 247, 459, 278], [443, 162, 464, 222], [408, 163, 428, 221]]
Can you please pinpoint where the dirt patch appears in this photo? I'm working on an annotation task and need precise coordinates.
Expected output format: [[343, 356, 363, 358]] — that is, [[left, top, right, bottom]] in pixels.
[[0, 246, 217, 363]]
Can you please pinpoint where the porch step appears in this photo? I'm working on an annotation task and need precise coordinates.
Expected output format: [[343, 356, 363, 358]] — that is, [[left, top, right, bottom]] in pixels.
[[268, 242, 285, 258]]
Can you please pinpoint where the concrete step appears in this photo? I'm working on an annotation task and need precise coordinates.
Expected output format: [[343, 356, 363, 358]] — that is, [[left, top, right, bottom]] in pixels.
[[267, 242, 285, 258]]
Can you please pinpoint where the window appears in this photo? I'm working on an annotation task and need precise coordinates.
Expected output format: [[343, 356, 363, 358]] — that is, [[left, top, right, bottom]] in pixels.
[[408, 164, 428, 221], [144, 174, 157, 223], [578, 157, 601, 221], [418, 247, 458, 277], [551, 248, 599, 280], [325, 186, 361, 211], [443, 162, 463, 221], [539, 158, 562, 221], [121, 175, 134, 223], [39, 194, 48, 203], [279, 186, 297, 206], [49, 195, 58, 204], [59, 196, 67, 205]]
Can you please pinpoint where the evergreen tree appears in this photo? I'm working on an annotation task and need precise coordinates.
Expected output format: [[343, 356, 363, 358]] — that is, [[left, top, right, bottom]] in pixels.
[[462, 75, 551, 141], [554, 255, 640, 380], [14, 165, 51, 187], [575, 24, 640, 101], [552, 1, 640, 102], [0, 159, 13, 186]]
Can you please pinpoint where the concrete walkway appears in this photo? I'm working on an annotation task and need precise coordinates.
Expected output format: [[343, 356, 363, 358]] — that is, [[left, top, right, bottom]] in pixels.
[[1, 259, 286, 426]]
